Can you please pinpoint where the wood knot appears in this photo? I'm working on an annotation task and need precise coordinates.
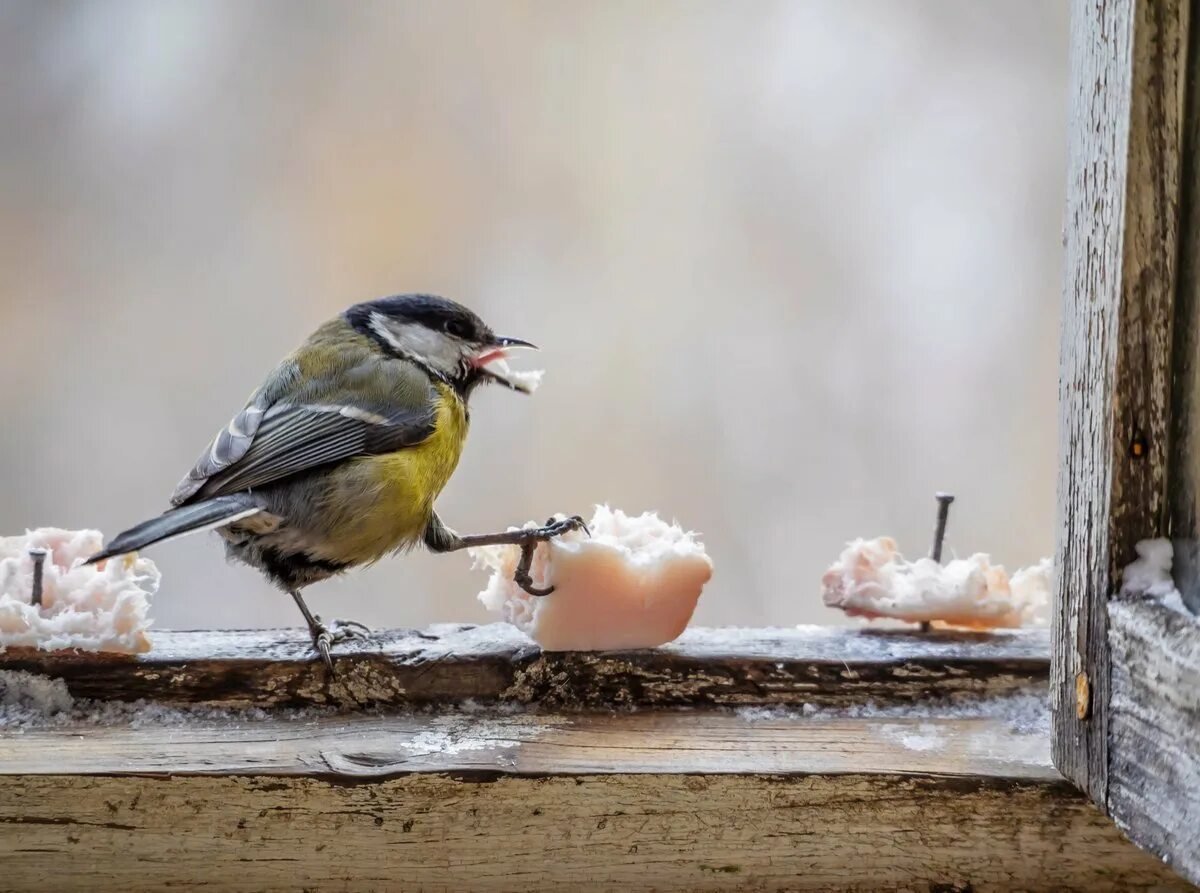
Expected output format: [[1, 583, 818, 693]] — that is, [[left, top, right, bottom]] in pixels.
[[1075, 671, 1091, 720], [1129, 430, 1147, 459]]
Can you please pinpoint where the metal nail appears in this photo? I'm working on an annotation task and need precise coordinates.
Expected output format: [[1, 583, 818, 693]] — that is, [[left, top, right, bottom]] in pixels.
[[29, 548, 47, 608], [930, 492, 955, 563], [922, 493, 955, 633]]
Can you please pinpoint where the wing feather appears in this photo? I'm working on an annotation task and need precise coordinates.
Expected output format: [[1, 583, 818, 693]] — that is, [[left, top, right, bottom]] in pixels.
[[171, 356, 439, 506], [192, 403, 434, 500]]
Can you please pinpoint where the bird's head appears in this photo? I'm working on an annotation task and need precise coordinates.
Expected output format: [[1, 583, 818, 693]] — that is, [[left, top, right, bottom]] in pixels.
[[345, 294, 542, 396]]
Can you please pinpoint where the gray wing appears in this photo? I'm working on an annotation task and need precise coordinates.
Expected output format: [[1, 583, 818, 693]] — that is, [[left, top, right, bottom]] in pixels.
[[171, 360, 439, 506], [170, 393, 271, 505]]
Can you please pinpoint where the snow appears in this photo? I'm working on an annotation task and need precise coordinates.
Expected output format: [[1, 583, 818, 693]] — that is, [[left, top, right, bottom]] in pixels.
[[882, 722, 946, 752], [395, 714, 563, 756], [732, 691, 1051, 736], [471, 505, 713, 650], [820, 536, 1050, 629], [0, 669, 322, 730], [0, 669, 565, 738], [0, 528, 158, 653], [1120, 538, 1193, 615]]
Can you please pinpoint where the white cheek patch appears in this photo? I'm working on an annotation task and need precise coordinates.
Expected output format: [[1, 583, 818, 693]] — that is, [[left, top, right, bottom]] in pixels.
[[369, 312, 464, 376]]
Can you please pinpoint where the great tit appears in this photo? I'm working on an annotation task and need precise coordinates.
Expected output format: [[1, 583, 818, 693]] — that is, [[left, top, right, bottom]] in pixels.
[[87, 294, 585, 667]]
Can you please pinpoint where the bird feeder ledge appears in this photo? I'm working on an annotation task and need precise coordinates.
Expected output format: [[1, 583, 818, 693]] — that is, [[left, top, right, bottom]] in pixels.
[[0, 624, 1185, 891]]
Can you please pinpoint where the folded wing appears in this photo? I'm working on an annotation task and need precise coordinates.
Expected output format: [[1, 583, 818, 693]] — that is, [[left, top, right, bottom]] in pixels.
[[171, 360, 438, 506]]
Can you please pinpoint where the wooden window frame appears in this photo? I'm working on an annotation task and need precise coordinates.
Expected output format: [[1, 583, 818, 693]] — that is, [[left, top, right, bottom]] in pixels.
[[1, 2, 1198, 888], [1057, 0, 1200, 883]]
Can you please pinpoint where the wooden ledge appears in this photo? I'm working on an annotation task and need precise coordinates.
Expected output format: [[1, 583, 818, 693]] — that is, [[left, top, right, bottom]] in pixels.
[[0, 623, 1049, 709], [1, 625, 1181, 890], [1, 709, 1055, 780], [0, 709, 1186, 891]]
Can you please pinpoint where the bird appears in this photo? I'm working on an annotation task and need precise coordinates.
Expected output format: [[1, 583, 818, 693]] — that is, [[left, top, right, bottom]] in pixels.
[[87, 294, 585, 668]]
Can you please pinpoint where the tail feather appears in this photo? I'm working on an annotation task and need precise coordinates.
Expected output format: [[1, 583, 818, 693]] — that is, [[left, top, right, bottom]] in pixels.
[[86, 495, 260, 564]]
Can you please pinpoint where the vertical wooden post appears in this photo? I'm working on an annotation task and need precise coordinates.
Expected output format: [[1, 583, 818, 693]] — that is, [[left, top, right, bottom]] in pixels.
[[1171, 0, 1200, 613], [1055, 0, 1186, 805]]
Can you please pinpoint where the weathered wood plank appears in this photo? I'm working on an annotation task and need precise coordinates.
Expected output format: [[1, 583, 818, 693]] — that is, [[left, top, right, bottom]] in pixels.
[[1172, 0, 1200, 613], [1056, 0, 1186, 805], [0, 624, 1048, 709], [0, 772, 1184, 892], [0, 711, 1056, 781], [1108, 596, 1200, 884]]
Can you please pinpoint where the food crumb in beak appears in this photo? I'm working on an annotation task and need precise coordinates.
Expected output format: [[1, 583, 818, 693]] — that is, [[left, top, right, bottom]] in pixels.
[[482, 357, 544, 394]]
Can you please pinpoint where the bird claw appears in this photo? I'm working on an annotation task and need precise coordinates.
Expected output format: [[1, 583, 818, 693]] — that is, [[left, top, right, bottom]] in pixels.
[[524, 514, 589, 541], [511, 514, 589, 597], [310, 615, 371, 675], [556, 514, 590, 537]]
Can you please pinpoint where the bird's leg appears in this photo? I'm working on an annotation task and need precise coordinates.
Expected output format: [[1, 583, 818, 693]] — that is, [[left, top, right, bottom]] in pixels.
[[288, 589, 369, 672], [424, 512, 589, 596], [514, 538, 554, 597]]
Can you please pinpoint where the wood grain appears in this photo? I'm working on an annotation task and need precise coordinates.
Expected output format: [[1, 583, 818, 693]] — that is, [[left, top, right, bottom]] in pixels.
[[1108, 596, 1200, 884], [1172, 0, 1200, 614], [0, 772, 1184, 892], [0, 624, 1048, 710], [1056, 0, 1186, 805], [0, 711, 1057, 781]]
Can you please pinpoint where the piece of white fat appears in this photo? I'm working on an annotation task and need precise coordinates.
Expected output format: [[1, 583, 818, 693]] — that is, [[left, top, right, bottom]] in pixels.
[[486, 357, 544, 394], [1121, 538, 1193, 615], [821, 537, 1050, 629], [0, 528, 158, 653], [470, 506, 713, 650]]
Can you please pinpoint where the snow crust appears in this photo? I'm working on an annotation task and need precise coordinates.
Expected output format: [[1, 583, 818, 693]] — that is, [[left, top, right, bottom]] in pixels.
[[733, 691, 1050, 735], [0, 669, 326, 730], [1120, 538, 1193, 615]]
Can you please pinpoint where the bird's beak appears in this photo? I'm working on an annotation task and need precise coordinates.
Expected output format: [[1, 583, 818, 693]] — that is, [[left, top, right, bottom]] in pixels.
[[472, 337, 543, 394], [495, 336, 537, 351]]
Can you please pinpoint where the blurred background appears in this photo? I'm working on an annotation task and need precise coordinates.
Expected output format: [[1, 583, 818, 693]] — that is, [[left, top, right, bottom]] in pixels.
[[0, 0, 1067, 630]]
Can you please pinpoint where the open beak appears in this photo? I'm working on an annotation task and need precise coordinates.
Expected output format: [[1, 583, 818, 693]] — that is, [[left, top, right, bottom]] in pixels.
[[472, 337, 544, 394]]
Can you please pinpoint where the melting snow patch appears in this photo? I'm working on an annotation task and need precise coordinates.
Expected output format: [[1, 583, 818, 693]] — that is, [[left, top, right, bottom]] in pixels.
[[0, 669, 325, 731], [1120, 538, 1194, 615], [396, 714, 562, 755], [732, 691, 1050, 736], [0, 670, 564, 734], [880, 721, 945, 752]]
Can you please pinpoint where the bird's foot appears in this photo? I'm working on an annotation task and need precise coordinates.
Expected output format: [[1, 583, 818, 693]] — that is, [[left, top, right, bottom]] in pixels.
[[310, 616, 371, 674], [513, 515, 590, 597]]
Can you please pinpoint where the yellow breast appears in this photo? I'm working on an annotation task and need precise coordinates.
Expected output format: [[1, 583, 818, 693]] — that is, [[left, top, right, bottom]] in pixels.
[[375, 382, 469, 516], [314, 382, 469, 564]]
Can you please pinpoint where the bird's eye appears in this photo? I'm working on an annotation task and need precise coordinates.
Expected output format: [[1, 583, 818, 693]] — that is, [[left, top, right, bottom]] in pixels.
[[445, 319, 471, 339]]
